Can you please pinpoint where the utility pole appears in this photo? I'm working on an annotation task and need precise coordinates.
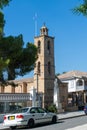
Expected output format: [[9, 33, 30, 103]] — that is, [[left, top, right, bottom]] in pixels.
[[34, 72, 39, 106], [33, 13, 37, 37], [36, 73, 38, 103]]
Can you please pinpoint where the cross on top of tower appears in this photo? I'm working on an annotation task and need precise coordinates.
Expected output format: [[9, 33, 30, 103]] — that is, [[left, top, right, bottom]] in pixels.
[[43, 22, 46, 27]]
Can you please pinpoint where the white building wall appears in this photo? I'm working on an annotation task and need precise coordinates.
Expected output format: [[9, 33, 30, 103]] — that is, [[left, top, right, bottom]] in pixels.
[[68, 80, 76, 92], [54, 79, 58, 107], [54, 78, 62, 109], [29, 86, 36, 106], [75, 79, 84, 91], [61, 78, 86, 93], [62, 80, 76, 92]]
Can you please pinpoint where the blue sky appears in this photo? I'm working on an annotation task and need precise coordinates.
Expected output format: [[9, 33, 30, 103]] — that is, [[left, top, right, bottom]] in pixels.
[[3, 0, 87, 78]]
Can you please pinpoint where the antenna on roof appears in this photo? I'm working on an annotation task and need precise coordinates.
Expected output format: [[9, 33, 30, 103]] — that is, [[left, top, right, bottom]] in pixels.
[[33, 13, 37, 36], [43, 22, 46, 26]]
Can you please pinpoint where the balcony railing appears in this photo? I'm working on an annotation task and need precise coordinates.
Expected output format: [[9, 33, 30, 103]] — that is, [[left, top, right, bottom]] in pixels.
[[0, 93, 31, 102]]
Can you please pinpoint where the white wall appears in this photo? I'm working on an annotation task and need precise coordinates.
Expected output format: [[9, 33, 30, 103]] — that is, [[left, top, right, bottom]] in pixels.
[[54, 78, 62, 109], [62, 79, 76, 92], [61, 78, 85, 92]]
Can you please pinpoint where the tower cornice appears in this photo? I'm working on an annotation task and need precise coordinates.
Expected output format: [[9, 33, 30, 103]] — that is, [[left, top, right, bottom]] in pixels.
[[34, 35, 55, 39]]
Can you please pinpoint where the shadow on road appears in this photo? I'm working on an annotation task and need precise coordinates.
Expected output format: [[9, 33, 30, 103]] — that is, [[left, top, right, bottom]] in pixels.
[[13, 121, 65, 130]]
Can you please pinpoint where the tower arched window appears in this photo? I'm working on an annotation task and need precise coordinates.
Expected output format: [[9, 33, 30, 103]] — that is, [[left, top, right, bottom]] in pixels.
[[85, 80, 87, 86], [47, 41, 50, 54], [48, 61, 51, 74], [38, 40, 41, 54], [76, 80, 83, 86], [43, 28, 45, 33], [38, 62, 41, 74]]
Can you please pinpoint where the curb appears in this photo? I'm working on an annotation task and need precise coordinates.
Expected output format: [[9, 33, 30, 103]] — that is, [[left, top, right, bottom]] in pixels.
[[59, 113, 85, 120], [0, 127, 11, 130], [0, 124, 11, 130]]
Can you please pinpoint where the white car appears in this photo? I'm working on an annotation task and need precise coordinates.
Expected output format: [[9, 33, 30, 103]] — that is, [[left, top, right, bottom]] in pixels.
[[3, 107, 58, 128]]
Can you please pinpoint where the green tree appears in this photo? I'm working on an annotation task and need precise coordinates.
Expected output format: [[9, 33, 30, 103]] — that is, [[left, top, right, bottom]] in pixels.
[[55, 73, 60, 76], [0, 11, 9, 79], [73, 0, 87, 16], [0, 12, 5, 37], [0, 35, 38, 80], [0, 0, 38, 83], [0, 0, 11, 9], [0, 0, 11, 80]]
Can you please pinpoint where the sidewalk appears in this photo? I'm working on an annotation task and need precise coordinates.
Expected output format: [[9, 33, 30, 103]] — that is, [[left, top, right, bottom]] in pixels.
[[58, 110, 85, 120], [0, 124, 10, 130]]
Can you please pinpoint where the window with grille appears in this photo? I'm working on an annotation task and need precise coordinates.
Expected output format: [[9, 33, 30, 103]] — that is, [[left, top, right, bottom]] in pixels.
[[47, 41, 50, 54], [76, 80, 83, 86], [38, 40, 41, 53], [48, 61, 51, 74], [38, 62, 41, 74]]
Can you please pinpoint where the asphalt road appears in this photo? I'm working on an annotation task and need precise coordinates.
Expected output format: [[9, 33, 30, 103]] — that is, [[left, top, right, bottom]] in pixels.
[[13, 115, 87, 130]]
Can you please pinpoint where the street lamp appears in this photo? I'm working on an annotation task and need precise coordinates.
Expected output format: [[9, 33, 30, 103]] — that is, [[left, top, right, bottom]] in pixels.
[[34, 71, 43, 107], [34, 72, 39, 106]]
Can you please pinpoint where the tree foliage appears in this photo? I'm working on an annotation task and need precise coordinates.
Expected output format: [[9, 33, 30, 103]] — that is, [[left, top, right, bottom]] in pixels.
[[0, 35, 38, 80], [73, 0, 87, 16], [0, 0, 11, 77], [46, 104, 57, 113], [0, 12, 5, 37], [0, 0, 38, 84], [0, 11, 9, 78], [0, 0, 11, 9]]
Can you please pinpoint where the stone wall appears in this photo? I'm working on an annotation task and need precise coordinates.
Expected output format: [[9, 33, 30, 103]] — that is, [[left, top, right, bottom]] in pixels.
[[59, 83, 68, 111]]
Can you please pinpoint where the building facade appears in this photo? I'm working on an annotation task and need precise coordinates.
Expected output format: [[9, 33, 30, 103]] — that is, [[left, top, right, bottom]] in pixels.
[[58, 70, 87, 110], [0, 25, 68, 113], [54, 77, 68, 112], [34, 25, 55, 107], [0, 25, 55, 110]]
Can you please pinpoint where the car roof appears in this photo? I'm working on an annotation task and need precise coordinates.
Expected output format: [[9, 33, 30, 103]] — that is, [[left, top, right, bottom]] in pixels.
[[22, 107, 42, 109]]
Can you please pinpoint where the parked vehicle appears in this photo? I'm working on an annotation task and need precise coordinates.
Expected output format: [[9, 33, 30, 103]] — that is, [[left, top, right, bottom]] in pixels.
[[9, 105, 22, 112], [3, 107, 58, 128], [84, 105, 87, 115]]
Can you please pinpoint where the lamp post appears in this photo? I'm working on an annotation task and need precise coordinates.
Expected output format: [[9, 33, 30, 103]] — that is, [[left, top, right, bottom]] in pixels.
[[36, 73, 38, 103], [34, 72, 39, 106]]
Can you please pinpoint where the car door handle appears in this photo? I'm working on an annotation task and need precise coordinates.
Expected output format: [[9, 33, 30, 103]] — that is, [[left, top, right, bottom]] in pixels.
[[32, 115, 35, 116]]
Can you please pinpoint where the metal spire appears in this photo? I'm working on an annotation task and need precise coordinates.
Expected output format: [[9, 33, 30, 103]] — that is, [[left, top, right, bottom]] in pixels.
[[33, 13, 37, 36]]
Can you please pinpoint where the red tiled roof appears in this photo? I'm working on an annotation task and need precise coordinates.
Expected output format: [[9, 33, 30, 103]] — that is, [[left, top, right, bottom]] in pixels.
[[9, 77, 34, 84], [58, 70, 87, 80]]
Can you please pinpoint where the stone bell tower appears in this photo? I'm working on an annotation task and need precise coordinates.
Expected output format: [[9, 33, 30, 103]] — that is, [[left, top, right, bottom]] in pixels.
[[34, 24, 55, 107]]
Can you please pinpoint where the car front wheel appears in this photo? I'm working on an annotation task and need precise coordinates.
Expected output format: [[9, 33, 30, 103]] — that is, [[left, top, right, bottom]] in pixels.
[[52, 116, 57, 123], [10, 126, 16, 129]]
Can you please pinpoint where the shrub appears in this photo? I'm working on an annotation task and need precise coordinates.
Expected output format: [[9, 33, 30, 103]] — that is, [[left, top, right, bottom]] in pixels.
[[47, 104, 57, 113]]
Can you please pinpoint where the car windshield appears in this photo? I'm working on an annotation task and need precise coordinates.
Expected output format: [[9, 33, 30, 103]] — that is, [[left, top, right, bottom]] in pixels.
[[12, 107, 30, 113]]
